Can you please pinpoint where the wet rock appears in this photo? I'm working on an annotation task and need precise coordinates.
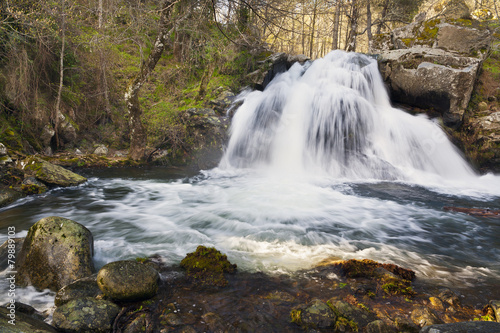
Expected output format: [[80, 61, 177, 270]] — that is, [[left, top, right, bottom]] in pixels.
[[0, 306, 57, 332], [366, 320, 397, 333], [52, 297, 120, 333], [429, 296, 445, 312], [395, 316, 420, 332], [0, 238, 24, 271], [55, 274, 102, 307], [124, 314, 147, 333], [93, 144, 108, 156], [291, 298, 336, 329], [420, 321, 500, 332], [411, 305, 443, 327], [97, 260, 159, 301], [0, 188, 24, 208], [16, 216, 95, 291], [180, 246, 236, 287], [21, 176, 48, 195], [438, 288, 461, 308], [22, 156, 87, 187], [209, 90, 235, 115], [178, 108, 229, 170], [489, 300, 500, 322], [331, 300, 378, 328]]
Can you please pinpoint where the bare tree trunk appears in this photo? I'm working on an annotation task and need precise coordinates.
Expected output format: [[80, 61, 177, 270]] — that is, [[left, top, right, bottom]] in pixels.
[[376, 0, 389, 34], [125, 0, 174, 161], [366, 0, 373, 50], [346, 0, 358, 52], [54, 0, 65, 149], [98, 0, 111, 122], [332, 0, 341, 50], [301, 0, 306, 54], [309, 0, 318, 58]]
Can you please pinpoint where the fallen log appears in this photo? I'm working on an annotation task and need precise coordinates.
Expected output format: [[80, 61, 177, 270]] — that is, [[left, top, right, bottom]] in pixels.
[[443, 206, 500, 217]]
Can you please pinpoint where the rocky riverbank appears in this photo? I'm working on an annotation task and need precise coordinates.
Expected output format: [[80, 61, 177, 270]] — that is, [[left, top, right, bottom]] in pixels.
[[1, 216, 500, 332]]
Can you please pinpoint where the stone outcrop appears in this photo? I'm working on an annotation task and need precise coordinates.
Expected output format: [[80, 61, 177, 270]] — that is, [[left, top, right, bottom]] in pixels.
[[16, 216, 95, 291], [97, 260, 159, 301], [246, 52, 310, 91], [372, 17, 491, 127]]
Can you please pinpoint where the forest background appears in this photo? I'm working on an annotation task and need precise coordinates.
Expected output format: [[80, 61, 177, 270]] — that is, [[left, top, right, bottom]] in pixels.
[[1, 0, 499, 161]]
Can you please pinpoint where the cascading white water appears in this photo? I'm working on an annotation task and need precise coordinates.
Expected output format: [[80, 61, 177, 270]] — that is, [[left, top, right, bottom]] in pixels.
[[221, 50, 476, 182]]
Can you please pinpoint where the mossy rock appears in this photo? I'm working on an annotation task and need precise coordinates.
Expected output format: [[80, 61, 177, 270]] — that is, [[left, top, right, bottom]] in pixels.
[[21, 176, 47, 195], [334, 259, 415, 281], [23, 157, 87, 187], [16, 216, 95, 291], [97, 260, 159, 301], [180, 246, 236, 287], [291, 298, 337, 329], [0, 237, 24, 271], [55, 274, 103, 307], [52, 297, 120, 333]]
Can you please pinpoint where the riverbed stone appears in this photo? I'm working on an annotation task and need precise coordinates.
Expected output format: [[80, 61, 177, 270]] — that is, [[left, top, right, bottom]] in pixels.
[[55, 274, 102, 307], [420, 321, 500, 332], [52, 297, 121, 333], [97, 260, 159, 301], [16, 216, 95, 291], [0, 307, 57, 332], [366, 320, 397, 333], [411, 305, 443, 327], [488, 300, 500, 322], [332, 300, 378, 328], [291, 298, 336, 329], [22, 156, 87, 187]]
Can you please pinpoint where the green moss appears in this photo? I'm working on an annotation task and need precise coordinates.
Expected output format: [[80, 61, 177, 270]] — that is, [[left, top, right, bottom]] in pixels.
[[381, 278, 415, 297], [290, 309, 302, 325], [335, 316, 358, 332], [401, 38, 414, 47], [180, 245, 237, 287]]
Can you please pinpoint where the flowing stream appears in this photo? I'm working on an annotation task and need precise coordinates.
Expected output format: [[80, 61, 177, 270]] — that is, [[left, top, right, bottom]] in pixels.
[[1, 50, 500, 312]]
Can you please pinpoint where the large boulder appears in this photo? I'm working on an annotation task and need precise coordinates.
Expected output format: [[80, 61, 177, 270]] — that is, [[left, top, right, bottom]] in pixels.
[[52, 297, 121, 333], [16, 216, 95, 291], [22, 156, 87, 187], [377, 48, 481, 126], [97, 260, 159, 301], [373, 18, 492, 128]]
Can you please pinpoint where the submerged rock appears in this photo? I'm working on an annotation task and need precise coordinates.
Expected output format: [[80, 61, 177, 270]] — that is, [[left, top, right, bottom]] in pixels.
[[16, 216, 95, 291], [97, 260, 159, 301], [52, 297, 120, 333]]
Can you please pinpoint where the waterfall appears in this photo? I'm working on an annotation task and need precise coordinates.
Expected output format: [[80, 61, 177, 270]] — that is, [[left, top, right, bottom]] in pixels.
[[220, 50, 476, 182]]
